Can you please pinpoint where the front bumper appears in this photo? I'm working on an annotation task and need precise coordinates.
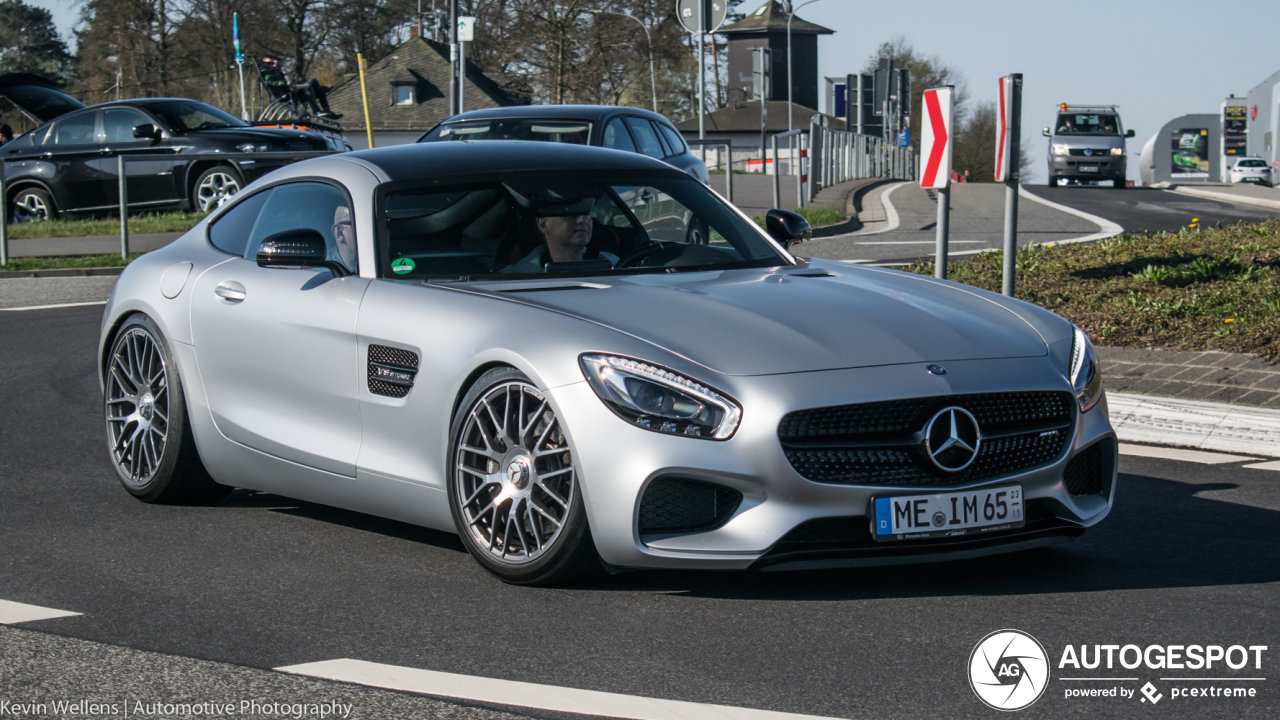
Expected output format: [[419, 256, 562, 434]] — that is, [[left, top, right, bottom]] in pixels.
[[1049, 154, 1125, 180], [553, 356, 1117, 570]]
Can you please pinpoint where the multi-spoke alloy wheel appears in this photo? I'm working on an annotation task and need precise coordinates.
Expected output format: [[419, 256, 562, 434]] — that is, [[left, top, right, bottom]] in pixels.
[[107, 327, 170, 485], [11, 188, 54, 223], [104, 315, 231, 504], [193, 167, 241, 211], [448, 368, 600, 585]]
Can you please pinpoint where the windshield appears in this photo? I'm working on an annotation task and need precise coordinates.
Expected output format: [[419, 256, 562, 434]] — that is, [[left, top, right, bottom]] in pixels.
[[420, 119, 592, 145], [1054, 113, 1121, 136], [148, 101, 248, 132], [377, 170, 786, 280]]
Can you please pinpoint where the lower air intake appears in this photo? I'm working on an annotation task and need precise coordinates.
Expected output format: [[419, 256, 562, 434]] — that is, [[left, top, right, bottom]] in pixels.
[[1064, 442, 1104, 496], [638, 478, 742, 535]]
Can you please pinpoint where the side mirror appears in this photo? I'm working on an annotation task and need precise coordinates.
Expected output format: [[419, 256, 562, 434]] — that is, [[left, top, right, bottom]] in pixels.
[[765, 209, 812, 250], [256, 228, 349, 277], [1125, 129, 1135, 138], [1042, 127, 1051, 137], [132, 124, 160, 140]]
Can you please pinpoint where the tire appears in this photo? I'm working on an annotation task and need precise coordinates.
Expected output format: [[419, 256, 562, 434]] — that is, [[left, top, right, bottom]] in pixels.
[[191, 165, 242, 212], [685, 218, 710, 245], [1113, 177, 1126, 189], [105, 314, 232, 504], [1047, 177, 1058, 188], [10, 187, 57, 223], [446, 367, 602, 586]]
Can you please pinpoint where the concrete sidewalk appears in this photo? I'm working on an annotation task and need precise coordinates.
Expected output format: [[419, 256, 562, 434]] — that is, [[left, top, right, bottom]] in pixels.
[[1167, 182, 1280, 210], [5, 231, 185, 258]]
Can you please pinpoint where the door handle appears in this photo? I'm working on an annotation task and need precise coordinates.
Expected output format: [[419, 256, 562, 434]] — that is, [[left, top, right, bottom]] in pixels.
[[214, 283, 246, 303]]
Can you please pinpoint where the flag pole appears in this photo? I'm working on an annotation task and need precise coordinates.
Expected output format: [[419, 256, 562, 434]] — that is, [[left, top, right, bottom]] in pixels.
[[234, 13, 249, 121]]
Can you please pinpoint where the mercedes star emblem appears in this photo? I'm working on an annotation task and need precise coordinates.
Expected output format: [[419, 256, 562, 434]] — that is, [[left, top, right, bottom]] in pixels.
[[923, 407, 981, 473]]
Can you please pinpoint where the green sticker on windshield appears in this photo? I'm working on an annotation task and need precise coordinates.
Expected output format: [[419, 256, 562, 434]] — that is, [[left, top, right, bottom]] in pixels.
[[391, 258, 415, 274]]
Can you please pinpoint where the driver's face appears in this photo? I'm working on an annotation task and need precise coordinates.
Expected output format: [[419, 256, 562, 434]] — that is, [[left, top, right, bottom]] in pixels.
[[538, 214, 593, 252], [332, 206, 355, 269]]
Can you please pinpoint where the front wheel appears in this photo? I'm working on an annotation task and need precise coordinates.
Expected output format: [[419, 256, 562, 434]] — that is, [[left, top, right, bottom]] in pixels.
[[191, 166, 242, 212], [105, 314, 231, 503], [447, 367, 601, 586]]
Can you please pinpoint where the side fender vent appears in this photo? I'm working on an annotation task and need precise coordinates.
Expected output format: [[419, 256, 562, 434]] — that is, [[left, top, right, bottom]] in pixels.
[[368, 344, 419, 398]]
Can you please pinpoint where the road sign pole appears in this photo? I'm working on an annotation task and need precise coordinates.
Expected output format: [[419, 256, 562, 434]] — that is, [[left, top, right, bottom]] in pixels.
[[0, 159, 8, 267], [118, 155, 129, 261], [919, 86, 954, 279], [1001, 73, 1023, 297], [697, 5, 705, 147], [448, 0, 457, 116], [935, 187, 949, 279], [459, 39, 466, 112]]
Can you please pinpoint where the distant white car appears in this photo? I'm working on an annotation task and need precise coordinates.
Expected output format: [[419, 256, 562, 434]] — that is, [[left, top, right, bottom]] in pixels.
[[1228, 157, 1272, 187]]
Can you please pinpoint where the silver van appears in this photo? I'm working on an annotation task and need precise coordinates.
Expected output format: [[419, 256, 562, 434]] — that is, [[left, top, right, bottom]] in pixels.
[[1042, 105, 1134, 188]]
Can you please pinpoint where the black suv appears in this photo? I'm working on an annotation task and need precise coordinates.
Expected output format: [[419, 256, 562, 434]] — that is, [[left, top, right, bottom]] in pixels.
[[1, 73, 341, 222]]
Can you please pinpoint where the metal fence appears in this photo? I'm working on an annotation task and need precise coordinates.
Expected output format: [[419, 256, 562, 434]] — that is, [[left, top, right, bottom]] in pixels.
[[808, 122, 918, 200]]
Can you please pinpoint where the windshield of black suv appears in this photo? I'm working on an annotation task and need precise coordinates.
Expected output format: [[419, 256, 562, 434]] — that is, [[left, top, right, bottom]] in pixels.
[[377, 170, 787, 280], [420, 119, 592, 145], [1055, 113, 1121, 136], [149, 101, 248, 132]]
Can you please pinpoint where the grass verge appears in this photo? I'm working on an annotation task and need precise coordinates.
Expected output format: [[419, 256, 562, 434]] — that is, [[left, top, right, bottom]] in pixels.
[[753, 206, 847, 229], [5, 211, 206, 240], [901, 219, 1280, 359], [0, 252, 145, 273]]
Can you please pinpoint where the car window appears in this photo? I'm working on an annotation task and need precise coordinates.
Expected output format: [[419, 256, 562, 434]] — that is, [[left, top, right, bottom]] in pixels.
[[377, 170, 783, 280], [1054, 114, 1120, 136], [148, 100, 247, 131], [208, 189, 272, 256], [103, 108, 151, 143], [422, 119, 592, 144], [624, 117, 664, 159], [1238, 159, 1267, 168], [657, 123, 687, 156], [602, 118, 637, 153], [55, 113, 97, 144], [246, 182, 356, 273]]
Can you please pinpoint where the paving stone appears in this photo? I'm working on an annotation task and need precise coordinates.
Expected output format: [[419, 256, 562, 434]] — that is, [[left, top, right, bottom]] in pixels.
[[1120, 363, 1159, 378], [1097, 347, 1158, 364], [1200, 386, 1253, 405], [1146, 364, 1186, 380], [1127, 378, 1174, 396], [1167, 351, 1215, 366], [1205, 353, 1240, 368], [1250, 373, 1280, 392], [1234, 391, 1280, 408], [1223, 370, 1274, 388], [1159, 381, 1219, 400], [1228, 356, 1278, 373], [1201, 368, 1243, 385], [1168, 366, 1220, 383], [1263, 395, 1280, 410]]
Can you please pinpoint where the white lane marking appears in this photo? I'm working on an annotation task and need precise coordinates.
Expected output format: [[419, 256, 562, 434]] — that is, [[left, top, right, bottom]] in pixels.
[[1118, 443, 1259, 465], [1168, 186, 1280, 210], [0, 301, 108, 312], [0, 599, 82, 624], [1244, 460, 1280, 471], [831, 182, 906, 238], [277, 659, 848, 720], [1018, 186, 1124, 244]]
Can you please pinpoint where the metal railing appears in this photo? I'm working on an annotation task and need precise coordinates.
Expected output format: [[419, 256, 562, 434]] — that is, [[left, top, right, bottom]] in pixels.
[[808, 121, 918, 199], [686, 139, 733, 204]]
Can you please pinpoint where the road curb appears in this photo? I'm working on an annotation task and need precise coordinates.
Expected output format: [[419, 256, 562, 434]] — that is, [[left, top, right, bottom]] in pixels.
[[0, 266, 126, 279], [1108, 392, 1280, 458], [1167, 185, 1280, 210], [1018, 187, 1124, 243]]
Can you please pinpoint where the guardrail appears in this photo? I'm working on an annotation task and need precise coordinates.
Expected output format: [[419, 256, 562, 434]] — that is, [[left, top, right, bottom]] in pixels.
[[1, 150, 331, 263], [686, 139, 734, 204], [808, 122, 918, 199]]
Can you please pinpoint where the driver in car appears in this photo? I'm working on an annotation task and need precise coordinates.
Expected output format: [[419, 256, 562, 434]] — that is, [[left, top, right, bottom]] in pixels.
[[503, 207, 619, 273], [330, 205, 357, 271]]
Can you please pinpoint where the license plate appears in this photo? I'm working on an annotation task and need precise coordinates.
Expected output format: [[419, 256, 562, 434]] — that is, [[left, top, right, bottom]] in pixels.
[[872, 485, 1024, 541], [1078, 165, 1099, 172]]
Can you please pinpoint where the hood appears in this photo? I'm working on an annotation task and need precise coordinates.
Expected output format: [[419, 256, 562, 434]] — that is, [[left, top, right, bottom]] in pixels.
[[471, 263, 1049, 376], [0, 73, 86, 124]]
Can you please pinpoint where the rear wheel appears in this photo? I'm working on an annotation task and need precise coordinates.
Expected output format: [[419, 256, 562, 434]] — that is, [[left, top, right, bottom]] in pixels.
[[105, 314, 231, 504], [10, 187, 57, 223], [447, 367, 601, 586], [192, 166, 242, 212]]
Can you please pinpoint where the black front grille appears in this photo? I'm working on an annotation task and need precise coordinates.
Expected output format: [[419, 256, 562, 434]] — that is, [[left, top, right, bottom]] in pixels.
[[638, 478, 742, 534], [1064, 443, 1104, 496], [1068, 148, 1113, 157], [368, 344, 419, 398], [780, 392, 1073, 488]]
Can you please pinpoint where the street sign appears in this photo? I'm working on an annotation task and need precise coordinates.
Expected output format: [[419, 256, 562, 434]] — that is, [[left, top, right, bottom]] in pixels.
[[920, 86, 954, 189], [676, 0, 728, 34], [457, 16, 475, 42], [752, 47, 771, 100], [994, 75, 1014, 182], [897, 129, 910, 147]]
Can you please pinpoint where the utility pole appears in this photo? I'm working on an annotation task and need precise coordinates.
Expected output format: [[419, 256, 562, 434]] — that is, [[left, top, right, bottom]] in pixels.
[[999, 74, 1024, 297], [448, 0, 457, 116], [697, 1, 705, 144]]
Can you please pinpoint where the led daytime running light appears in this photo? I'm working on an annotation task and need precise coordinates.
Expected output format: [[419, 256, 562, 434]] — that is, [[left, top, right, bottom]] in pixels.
[[581, 354, 742, 440]]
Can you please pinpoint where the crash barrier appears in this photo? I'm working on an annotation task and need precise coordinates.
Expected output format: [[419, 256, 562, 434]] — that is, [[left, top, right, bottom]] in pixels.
[[772, 130, 807, 210], [686, 139, 734, 205], [807, 123, 919, 201]]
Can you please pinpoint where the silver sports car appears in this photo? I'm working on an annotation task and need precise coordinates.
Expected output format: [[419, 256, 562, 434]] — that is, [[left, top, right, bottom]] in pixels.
[[99, 142, 1116, 585]]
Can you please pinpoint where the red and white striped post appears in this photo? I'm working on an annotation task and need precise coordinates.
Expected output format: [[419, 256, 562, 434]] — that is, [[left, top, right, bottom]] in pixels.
[[920, 86, 955, 279]]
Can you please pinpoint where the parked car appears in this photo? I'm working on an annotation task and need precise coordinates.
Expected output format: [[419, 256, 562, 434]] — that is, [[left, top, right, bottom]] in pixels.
[[418, 105, 711, 185], [0, 73, 341, 222], [98, 141, 1116, 586], [1228, 156, 1272, 187]]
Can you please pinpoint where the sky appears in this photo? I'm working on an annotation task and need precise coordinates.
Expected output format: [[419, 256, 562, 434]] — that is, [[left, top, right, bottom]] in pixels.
[[33, 0, 1280, 183]]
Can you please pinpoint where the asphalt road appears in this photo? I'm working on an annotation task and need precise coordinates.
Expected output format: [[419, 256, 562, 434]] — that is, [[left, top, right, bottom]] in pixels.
[[1031, 185, 1278, 234], [1, 305, 1277, 719]]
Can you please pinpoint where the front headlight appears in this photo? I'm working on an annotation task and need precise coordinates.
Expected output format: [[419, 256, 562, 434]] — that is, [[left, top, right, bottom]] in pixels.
[[1069, 326, 1103, 412], [236, 143, 269, 152], [1052, 144, 1069, 155], [580, 354, 741, 440], [1110, 148, 1124, 156]]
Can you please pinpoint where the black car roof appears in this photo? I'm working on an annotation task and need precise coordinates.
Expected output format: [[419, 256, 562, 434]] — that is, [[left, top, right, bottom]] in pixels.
[[350, 140, 679, 182], [440, 104, 674, 125]]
